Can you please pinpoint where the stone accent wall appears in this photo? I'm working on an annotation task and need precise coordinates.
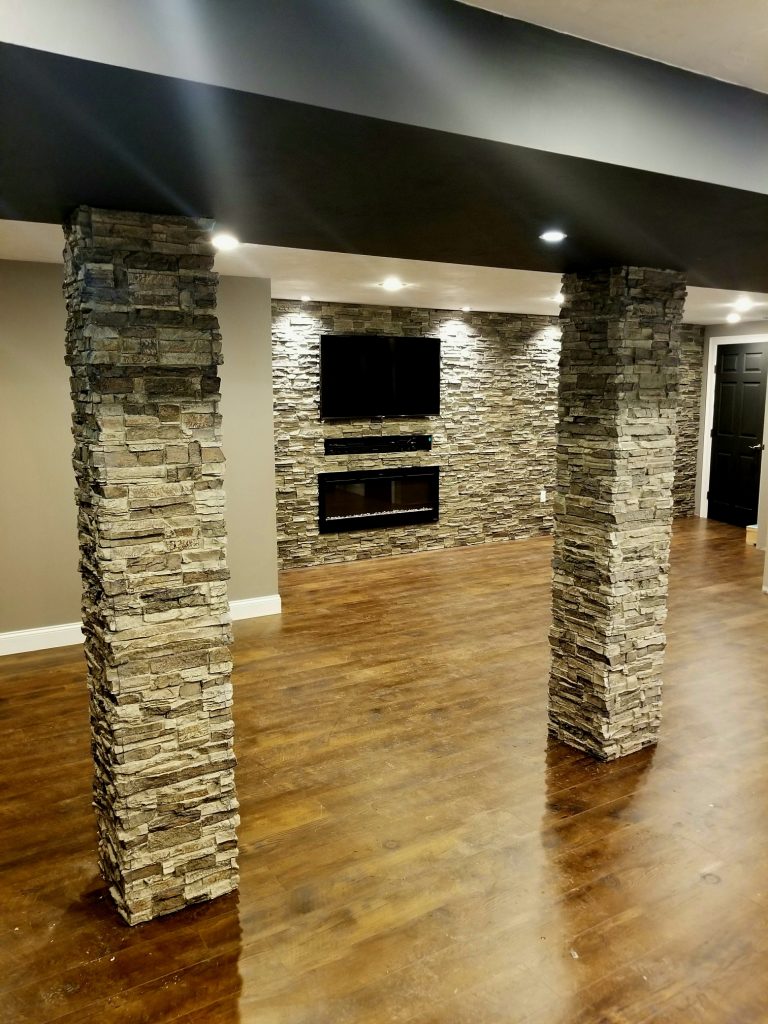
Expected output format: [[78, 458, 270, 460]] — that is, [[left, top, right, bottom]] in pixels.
[[273, 301, 562, 568], [63, 207, 238, 925], [549, 267, 687, 761], [273, 301, 704, 570], [673, 325, 705, 516]]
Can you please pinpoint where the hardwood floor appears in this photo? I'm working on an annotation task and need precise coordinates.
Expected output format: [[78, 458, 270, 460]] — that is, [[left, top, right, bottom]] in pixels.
[[1, 519, 767, 1023]]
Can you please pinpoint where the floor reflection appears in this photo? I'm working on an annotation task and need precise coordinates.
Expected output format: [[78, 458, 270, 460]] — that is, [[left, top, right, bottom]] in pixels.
[[3, 520, 767, 1022], [541, 737, 656, 1023], [1, 868, 243, 1023]]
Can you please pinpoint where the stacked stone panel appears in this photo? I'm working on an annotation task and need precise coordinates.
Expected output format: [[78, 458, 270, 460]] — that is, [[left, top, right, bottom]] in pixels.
[[549, 267, 686, 760], [673, 325, 705, 517], [273, 301, 704, 571], [63, 207, 238, 924], [273, 301, 562, 568]]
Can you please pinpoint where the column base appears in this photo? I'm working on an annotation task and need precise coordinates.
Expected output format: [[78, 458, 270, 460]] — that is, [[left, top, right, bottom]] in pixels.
[[547, 719, 659, 762]]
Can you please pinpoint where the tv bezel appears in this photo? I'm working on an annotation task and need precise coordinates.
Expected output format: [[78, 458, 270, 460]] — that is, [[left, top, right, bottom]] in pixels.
[[319, 333, 441, 421]]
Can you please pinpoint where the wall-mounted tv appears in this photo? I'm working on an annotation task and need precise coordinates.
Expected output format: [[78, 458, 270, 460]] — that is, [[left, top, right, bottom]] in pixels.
[[320, 335, 440, 419]]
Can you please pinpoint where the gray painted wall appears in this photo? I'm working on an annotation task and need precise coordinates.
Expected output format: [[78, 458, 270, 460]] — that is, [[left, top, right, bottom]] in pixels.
[[3, 0, 767, 194]]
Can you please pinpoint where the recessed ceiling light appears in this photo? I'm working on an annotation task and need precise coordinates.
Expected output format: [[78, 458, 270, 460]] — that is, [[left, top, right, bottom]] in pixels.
[[733, 296, 753, 313], [726, 312, 742, 324], [539, 230, 567, 244], [211, 232, 239, 251], [461, 305, 471, 313], [380, 275, 405, 292], [300, 294, 311, 303]]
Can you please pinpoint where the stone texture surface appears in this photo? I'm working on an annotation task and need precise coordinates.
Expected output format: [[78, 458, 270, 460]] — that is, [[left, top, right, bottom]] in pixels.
[[549, 267, 687, 761], [673, 325, 705, 517], [273, 301, 562, 568], [63, 207, 238, 924], [273, 301, 704, 570]]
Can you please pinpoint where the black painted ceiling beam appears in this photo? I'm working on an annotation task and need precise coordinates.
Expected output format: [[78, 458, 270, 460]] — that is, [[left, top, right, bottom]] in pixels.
[[1, 41, 767, 290]]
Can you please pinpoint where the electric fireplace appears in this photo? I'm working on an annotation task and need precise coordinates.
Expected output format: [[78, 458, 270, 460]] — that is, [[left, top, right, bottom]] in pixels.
[[318, 467, 439, 533]]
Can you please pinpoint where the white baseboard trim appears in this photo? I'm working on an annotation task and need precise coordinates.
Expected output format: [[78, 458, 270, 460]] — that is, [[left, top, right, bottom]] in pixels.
[[0, 621, 84, 657], [230, 594, 282, 620], [0, 594, 282, 657]]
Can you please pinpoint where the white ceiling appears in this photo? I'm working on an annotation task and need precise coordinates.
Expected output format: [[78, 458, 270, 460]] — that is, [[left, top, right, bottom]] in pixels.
[[4, 2, 766, 96], [1, 219, 766, 326], [461, 0, 768, 93]]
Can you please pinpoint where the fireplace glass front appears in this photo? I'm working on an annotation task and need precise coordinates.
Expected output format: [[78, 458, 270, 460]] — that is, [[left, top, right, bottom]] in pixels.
[[318, 467, 439, 533]]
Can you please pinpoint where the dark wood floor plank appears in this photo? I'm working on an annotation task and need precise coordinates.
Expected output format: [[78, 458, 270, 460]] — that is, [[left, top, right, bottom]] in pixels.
[[0, 519, 766, 1023]]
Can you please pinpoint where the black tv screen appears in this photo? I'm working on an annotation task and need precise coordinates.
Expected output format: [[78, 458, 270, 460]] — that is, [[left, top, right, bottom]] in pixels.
[[320, 335, 440, 419]]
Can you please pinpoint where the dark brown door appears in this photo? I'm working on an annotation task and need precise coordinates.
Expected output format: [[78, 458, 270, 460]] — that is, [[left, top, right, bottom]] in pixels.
[[708, 341, 767, 526]]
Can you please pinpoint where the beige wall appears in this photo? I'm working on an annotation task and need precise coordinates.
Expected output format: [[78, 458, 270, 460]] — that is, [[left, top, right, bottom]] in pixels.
[[217, 275, 279, 603], [0, 261, 80, 631], [0, 261, 278, 634]]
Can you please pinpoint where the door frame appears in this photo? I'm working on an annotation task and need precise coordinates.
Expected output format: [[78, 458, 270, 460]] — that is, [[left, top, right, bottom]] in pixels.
[[696, 332, 768, 548]]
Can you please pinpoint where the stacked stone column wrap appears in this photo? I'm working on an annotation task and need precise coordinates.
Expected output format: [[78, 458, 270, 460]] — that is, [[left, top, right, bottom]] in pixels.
[[63, 207, 238, 924], [549, 267, 686, 760]]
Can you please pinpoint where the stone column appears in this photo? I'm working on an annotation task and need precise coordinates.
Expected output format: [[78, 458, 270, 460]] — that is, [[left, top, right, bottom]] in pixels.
[[63, 207, 238, 924], [549, 267, 686, 760]]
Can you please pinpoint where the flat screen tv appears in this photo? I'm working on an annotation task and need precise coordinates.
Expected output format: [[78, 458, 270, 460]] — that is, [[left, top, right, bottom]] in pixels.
[[320, 335, 440, 419]]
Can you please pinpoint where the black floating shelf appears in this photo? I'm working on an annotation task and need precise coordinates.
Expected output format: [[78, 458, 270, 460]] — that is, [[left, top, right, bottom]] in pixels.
[[324, 434, 433, 456]]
